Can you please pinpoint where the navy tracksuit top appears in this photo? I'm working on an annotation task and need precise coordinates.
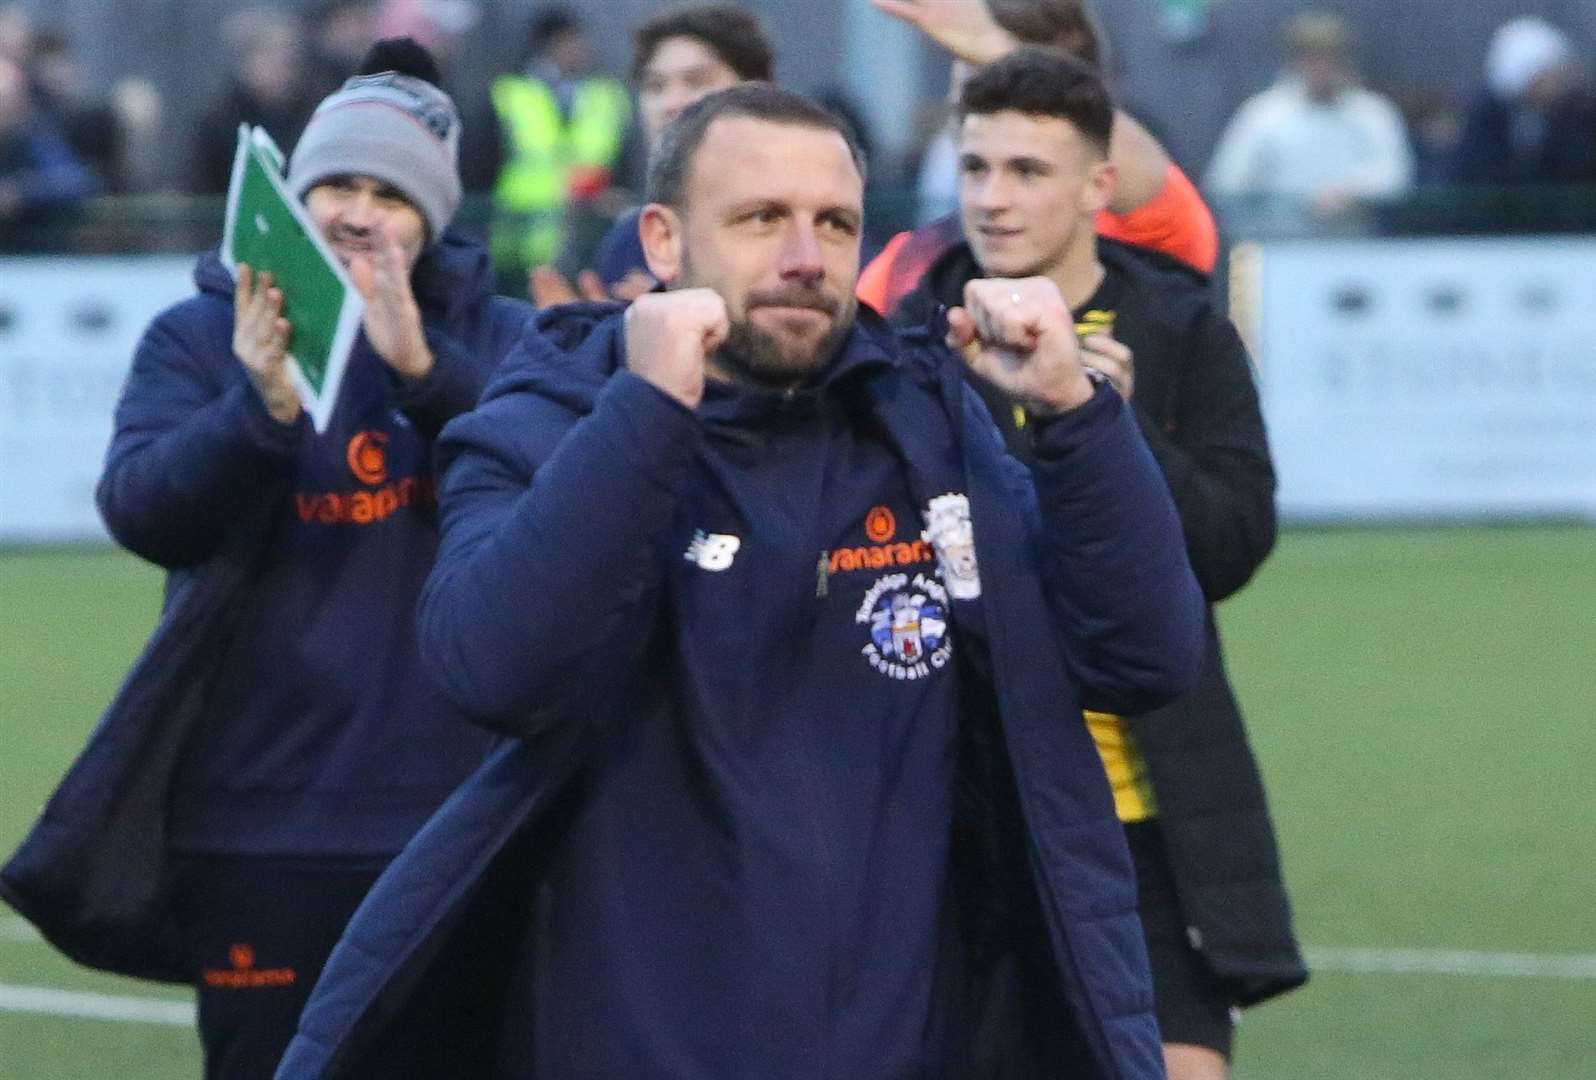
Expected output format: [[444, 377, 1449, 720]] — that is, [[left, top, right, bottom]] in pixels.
[[491, 341, 976, 1078], [167, 344, 475, 856], [272, 296, 1208, 1080], [94, 241, 528, 858]]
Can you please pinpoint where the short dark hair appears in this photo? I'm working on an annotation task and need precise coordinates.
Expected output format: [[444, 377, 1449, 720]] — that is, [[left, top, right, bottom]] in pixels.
[[958, 47, 1114, 155], [527, 6, 583, 57], [355, 36, 442, 87], [646, 83, 867, 207], [632, 4, 774, 84], [986, 0, 1105, 70]]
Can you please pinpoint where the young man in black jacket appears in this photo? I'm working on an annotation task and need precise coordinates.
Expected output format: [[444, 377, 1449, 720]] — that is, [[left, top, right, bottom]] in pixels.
[[896, 47, 1307, 1080]]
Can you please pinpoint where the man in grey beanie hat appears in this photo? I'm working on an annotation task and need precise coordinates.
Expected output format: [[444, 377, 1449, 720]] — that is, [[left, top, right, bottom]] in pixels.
[[1, 36, 533, 1080], [287, 65, 462, 248]]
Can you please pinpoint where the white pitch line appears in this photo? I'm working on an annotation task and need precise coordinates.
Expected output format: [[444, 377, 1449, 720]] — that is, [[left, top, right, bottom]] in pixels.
[[0, 984, 193, 1026], [1305, 946, 1596, 980], [1, 939, 1591, 1031]]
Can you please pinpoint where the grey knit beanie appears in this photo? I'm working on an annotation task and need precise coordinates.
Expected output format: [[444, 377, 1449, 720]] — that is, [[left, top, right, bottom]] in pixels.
[[287, 70, 462, 245]]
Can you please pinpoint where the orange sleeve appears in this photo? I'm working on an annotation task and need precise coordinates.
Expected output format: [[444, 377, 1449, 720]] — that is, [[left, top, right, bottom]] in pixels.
[[1095, 164, 1218, 275], [857, 230, 910, 313]]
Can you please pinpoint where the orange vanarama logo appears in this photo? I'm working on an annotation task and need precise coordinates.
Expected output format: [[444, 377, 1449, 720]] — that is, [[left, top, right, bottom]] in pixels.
[[865, 505, 896, 543], [827, 539, 933, 575], [828, 505, 930, 574], [202, 942, 296, 989], [346, 430, 389, 486], [295, 474, 435, 526]]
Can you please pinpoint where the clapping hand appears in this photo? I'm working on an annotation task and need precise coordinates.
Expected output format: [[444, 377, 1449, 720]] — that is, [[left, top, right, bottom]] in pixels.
[[232, 264, 302, 425], [349, 226, 432, 382], [1080, 333, 1134, 401], [530, 265, 657, 307]]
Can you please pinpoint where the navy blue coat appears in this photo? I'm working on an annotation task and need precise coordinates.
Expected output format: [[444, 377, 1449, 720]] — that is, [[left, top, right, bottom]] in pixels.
[[0, 234, 531, 982], [1449, 91, 1596, 187], [277, 304, 1206, 1079]]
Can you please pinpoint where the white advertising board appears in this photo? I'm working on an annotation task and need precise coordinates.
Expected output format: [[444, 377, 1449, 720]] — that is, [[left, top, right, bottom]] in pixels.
[[5, 241, 1595, 541], [1239, 236, 1596, 521], [0, 255, 196, 542]]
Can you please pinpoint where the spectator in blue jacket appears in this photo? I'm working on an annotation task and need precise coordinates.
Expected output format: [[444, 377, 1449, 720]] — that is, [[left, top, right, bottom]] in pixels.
[[1, 38, 530, 1080], [0, 51, 98, 238], [1450, 16, 1596, 187], [277, 82, 1205, 1079], [29, 26, 131, 192]]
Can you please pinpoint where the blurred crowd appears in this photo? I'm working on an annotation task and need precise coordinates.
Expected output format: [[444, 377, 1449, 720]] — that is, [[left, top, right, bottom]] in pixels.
[[1193, 11, 1596, 235], [3, 1, 1596, 267]]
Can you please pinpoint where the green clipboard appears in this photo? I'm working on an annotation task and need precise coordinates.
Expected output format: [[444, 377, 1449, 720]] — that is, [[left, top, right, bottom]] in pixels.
[[221, 125, 363, 433]]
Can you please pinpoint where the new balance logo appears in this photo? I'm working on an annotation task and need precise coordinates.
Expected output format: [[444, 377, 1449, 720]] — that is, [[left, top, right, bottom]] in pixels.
[[684, 531, 740, 571]]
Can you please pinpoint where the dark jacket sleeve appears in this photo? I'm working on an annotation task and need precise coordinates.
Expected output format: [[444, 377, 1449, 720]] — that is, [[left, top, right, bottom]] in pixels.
[[96, 303, 302, 568], [392, 295, 534, 437], [1134, 310, 1276, 602], [1016, 383, 1206, 714], [390, 337, 493, 441], [418, 367, 700, 734]]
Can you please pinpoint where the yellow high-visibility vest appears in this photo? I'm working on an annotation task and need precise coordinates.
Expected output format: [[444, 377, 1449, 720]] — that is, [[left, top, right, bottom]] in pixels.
[[491, 73, 630, 269]]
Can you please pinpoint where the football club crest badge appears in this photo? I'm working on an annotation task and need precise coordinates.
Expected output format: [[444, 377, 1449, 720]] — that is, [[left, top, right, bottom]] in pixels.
[[921, 493, 980, 600], [856, 572, 954, 681]]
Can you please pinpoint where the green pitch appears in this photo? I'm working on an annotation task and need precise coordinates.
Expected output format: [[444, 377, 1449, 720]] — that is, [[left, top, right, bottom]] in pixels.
[[0, 548, 200, 1077], [2, 530, 1593, 1078]]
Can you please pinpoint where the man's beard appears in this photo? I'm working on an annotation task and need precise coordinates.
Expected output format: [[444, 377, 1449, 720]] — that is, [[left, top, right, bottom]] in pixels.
[[692, 263, 855, 386], [718, 295, 856, 387]]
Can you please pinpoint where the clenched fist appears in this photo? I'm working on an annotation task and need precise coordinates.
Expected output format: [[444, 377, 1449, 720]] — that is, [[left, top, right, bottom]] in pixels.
[[623, 289, 730, 409], [946, 277, 1096, 416]]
